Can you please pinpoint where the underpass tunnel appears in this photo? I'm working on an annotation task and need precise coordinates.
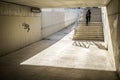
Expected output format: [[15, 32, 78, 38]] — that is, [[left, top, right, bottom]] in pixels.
[[0, 0, 120, 80]]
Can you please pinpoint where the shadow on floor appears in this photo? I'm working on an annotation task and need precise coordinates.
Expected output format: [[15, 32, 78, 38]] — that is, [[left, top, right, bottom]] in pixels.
[[0, 65, 118, 80], [93, 42, 108, 50], [72, 40, 107, 50]]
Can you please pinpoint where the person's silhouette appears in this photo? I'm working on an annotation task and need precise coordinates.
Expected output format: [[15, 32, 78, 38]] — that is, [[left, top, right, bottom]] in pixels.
[[86, 9, 91, 26]]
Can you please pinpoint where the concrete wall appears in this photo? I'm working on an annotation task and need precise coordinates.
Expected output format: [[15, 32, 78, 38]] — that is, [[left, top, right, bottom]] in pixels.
[[41, 8, 64, 38], [64, 9, 78, 27], [0, 2, 78, 56], [106, 0, 120, 76], [0, 2, 42, 56], [101, 7, 115, 68], [41, 8, 77, 38]]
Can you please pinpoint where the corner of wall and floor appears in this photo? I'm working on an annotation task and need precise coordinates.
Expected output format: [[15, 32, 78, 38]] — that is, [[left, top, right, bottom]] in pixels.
[[105, 0, 120, 77]]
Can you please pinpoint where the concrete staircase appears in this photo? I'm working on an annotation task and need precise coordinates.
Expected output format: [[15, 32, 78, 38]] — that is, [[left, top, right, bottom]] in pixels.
[[73, 8, 104, 41]]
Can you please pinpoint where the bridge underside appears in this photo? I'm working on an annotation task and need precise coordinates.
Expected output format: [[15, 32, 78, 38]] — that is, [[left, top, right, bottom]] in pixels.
[[2, 0, 111, 8]]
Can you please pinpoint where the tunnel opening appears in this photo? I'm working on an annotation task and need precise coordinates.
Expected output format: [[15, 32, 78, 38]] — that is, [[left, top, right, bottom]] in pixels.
[[19, 7, 116, 72]]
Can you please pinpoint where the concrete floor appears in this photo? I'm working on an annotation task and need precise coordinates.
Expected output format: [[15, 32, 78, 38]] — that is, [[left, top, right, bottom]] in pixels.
[[0, 24, 118, 80]]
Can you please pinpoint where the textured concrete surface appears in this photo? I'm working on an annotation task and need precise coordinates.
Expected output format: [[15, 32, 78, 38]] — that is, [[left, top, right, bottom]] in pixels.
[[1, 0, 111, 8], [0, 2, 77, 56], [0, 24, 118, 80], [0, 1, 42, 56], [41, 8, 77, 38], [106, 0, 120, 77], [101, 7, 116, 74]]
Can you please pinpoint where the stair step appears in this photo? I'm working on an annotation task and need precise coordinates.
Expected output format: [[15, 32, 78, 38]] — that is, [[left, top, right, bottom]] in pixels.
[[76, 30, 103, 33], [73, 39, 104, 41], [73, 38, 104, 40], [76, 31, 103, 33], [73, 38, 104, 39], [77, 27, 103, 29], [77, 26, 103, 28], [75, 34, 103, 35], [73, 36, 104, 38], [73, 37, 104, 38], [74, 32, 103, 36], [77, 26, 103, 27], [76, 30, 103, 32], [75, 33, 104, 34], [73, 36, 104, 37], [74, 36, 104, 38], [78, 22, 103, 26], [74, 8, 104, 41]]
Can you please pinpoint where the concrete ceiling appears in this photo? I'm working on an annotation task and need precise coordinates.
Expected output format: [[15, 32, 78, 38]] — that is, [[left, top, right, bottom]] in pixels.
[[1, 0, 111, 8]]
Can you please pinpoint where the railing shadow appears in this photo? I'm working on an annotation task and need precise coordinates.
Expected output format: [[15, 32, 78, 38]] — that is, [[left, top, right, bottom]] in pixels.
[[73, 40, 107, 50], [93, 42, 108, 50]]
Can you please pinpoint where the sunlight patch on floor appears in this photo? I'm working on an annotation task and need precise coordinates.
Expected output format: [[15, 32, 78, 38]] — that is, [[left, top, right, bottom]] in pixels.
[[20, 31, 116, 71]]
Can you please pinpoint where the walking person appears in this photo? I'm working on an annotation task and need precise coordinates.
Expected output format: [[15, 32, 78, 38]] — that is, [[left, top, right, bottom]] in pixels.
[[86, 9, 91, 26]]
